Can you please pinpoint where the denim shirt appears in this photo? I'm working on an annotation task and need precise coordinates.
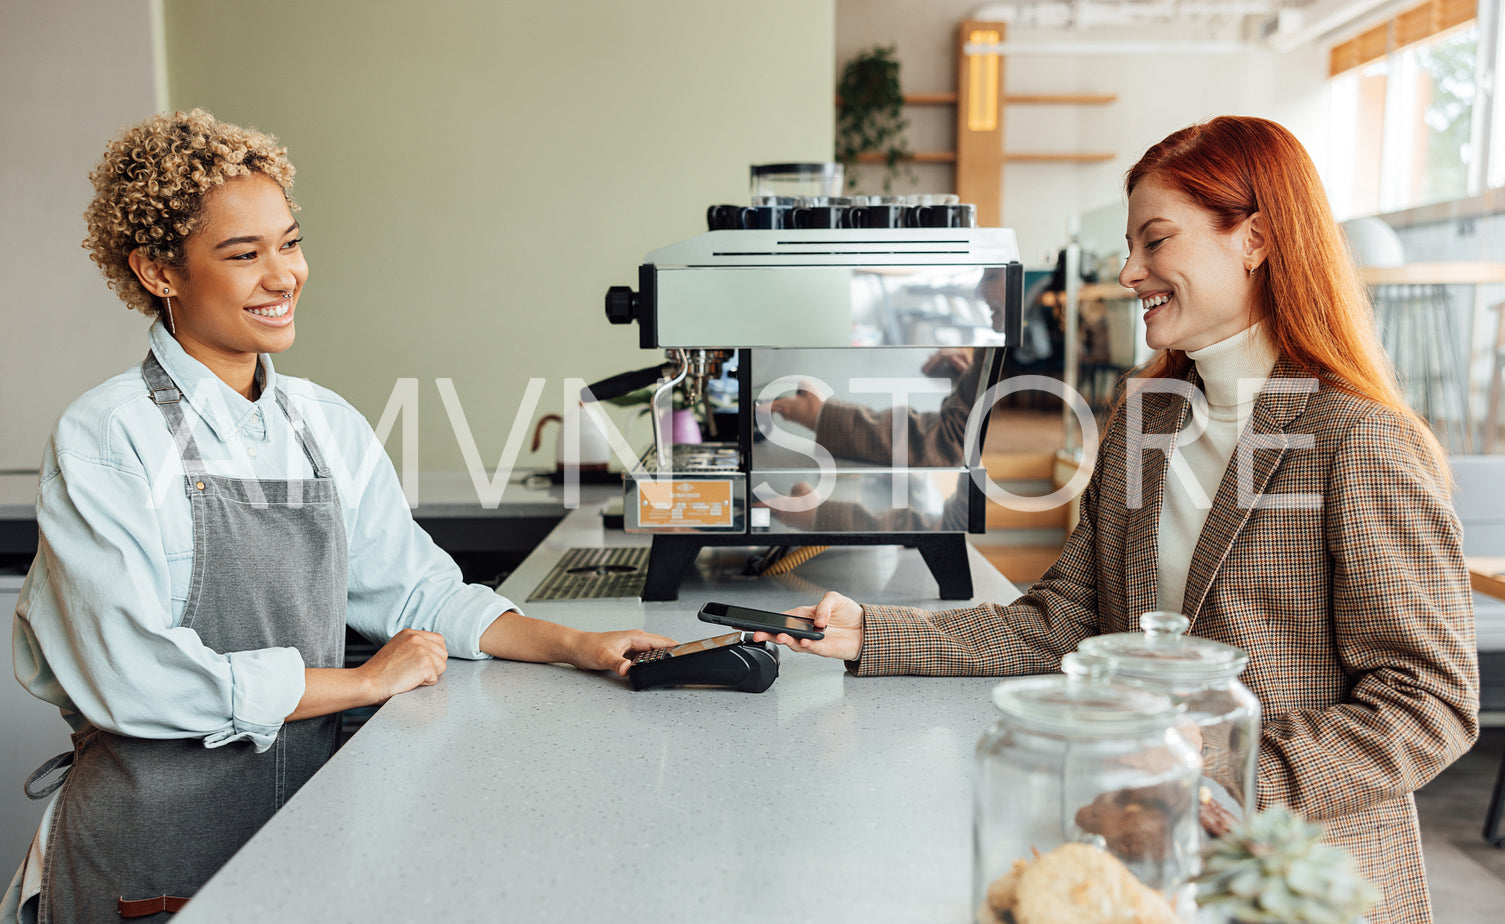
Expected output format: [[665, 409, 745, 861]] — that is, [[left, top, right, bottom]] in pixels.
[[12, 322, 516, 753]]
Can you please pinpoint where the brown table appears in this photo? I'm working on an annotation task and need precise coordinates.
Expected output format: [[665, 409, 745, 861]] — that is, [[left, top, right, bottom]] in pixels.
[[1359, 264, 1505, 286], [1471, 557, 1505, 602]]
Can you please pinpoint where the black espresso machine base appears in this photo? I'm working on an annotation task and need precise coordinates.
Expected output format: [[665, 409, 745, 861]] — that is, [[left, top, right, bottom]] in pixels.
[[639, 532, 975, 602]]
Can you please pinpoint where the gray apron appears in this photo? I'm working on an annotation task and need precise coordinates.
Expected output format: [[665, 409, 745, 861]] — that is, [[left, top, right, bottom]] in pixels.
[[28, 353, 348, 922]]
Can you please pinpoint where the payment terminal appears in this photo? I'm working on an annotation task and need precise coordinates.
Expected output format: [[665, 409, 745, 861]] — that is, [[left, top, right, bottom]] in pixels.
[[627, 633, 779, 693]]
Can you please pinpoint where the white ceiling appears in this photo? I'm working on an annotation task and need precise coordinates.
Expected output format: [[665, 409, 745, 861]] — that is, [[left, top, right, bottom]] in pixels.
[[971, 0, 1418, 51]]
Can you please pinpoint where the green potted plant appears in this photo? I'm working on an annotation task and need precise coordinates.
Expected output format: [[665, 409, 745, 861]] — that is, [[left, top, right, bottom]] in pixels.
[[1195, 806, 1379, 924], [835, 44, 912, 192]]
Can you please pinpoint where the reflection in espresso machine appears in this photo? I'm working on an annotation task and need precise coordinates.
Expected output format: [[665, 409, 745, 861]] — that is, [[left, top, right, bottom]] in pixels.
[[602, 226, 1022, 600]]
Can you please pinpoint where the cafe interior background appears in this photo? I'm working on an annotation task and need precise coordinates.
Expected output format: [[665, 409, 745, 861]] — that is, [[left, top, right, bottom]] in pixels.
[[4, 0, 1505, 912]]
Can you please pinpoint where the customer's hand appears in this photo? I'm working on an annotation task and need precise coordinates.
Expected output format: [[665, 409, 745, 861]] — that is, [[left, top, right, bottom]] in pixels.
[[357, 628, 450, 702], [767, 381, 826, 431], [753, 591, 864, 661], [573, 629, 679, 677], [921, 347, 972, 379], [769, 481, 818, 531]]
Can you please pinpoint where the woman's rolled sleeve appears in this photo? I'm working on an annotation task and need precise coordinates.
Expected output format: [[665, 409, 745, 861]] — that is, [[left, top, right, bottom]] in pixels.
[[425, 583, 516, 660], [24, 449, 306, 751], [207, 647, 307, 750]]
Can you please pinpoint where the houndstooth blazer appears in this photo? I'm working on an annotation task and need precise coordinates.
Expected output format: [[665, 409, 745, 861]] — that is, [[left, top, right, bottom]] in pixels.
[[852, 359, 1479, 924]]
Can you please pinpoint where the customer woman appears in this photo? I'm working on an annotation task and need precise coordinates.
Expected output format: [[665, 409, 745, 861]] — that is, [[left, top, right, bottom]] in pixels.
[[757, 116, 1478, 924], [3, 109, 674, 924]]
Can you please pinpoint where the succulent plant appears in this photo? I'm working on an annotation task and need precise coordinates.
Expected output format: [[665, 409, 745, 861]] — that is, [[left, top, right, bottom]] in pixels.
[[1195, 805, 1378, 924]]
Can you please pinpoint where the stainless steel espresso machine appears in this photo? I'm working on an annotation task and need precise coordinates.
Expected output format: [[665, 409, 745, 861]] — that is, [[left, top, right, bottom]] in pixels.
[[599, 216, 1022, 601]]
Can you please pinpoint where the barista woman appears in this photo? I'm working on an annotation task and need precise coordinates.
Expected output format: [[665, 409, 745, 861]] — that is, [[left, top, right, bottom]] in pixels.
[[3, 109, 674, 924], [757, 116, 1478, 924]]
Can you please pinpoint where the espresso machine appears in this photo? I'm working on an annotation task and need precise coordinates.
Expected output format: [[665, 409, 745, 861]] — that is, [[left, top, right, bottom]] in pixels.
[[599, 204, 1022, 601]]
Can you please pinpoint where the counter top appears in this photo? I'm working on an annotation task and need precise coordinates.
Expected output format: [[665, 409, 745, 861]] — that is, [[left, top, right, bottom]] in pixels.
[[0, 470, 590, 562], [0, 469, 582, 521], [177, 499, 1021, 923]]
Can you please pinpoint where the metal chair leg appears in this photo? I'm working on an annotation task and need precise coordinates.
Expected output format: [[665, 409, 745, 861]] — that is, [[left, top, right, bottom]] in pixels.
[[1486, 739, 1505, 847]]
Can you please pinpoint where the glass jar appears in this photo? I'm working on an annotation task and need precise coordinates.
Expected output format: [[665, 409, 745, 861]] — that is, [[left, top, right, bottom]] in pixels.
[[974, 670, 1202, 923], [1079, 612, 1261, 829], [749, 162, 843, 200]]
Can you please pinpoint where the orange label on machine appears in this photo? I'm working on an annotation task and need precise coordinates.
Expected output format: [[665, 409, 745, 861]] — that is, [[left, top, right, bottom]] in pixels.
[[637, 480, 734, 528]]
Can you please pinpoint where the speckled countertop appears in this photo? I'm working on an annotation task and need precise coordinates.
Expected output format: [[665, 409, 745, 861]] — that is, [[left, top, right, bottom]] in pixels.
[[177, 497, 1021, 923]]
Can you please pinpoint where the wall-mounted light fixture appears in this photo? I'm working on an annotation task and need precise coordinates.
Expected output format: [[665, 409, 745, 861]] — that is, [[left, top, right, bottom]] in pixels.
[[967, 27, 1001, 131]]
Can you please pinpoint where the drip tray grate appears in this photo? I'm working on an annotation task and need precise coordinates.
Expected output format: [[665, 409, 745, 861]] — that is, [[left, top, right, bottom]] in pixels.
[[528, 547, 650, 601]]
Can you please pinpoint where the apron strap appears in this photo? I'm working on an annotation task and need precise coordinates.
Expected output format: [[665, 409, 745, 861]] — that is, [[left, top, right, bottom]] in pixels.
[[23, 750, 73, 800], [273, 388, 334, 480], [141, 352, 207, 473], [142, 351, 333, 482]]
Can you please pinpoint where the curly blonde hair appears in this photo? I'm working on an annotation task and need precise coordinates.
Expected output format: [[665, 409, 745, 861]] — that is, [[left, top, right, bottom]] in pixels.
[[83, 109, 298, 318]]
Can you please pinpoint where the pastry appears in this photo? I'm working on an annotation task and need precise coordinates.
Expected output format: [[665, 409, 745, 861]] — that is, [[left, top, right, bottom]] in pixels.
[[1198, 785, 1239, 838], [981, 842, 1180, 924], [1073, 783, 1183, 861]]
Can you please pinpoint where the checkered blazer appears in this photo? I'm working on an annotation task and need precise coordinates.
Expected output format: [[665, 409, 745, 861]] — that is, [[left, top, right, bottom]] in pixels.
[[854, 359, 1479, 924]]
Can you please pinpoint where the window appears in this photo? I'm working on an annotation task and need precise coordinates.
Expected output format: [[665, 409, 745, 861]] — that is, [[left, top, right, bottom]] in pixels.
[[1326, 0, 1497, 219]]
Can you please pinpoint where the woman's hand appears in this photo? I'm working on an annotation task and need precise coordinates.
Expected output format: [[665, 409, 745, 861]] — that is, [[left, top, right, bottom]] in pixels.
[[355, 628, 450, 702], [752, 591, 864, 661], [572, 629, 678, 677]]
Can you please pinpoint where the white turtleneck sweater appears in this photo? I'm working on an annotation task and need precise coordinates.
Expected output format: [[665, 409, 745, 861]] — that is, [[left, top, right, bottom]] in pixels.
[[1155, 322, 1280, 613]]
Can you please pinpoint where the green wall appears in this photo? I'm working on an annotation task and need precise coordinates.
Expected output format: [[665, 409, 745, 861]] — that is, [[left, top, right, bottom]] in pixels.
[[163, 0, 834, 478]]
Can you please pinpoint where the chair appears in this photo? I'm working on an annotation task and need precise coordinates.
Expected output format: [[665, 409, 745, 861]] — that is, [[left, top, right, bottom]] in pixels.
[[1343, 218, 1475, 452], [1485, 301, 1505, 453]]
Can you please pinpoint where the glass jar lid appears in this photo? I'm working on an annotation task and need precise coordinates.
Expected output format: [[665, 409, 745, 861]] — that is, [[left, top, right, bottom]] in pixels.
[[1078, 611, 1249, 683], [990, 670, 1184, 739], [749, 162, 843, 180]]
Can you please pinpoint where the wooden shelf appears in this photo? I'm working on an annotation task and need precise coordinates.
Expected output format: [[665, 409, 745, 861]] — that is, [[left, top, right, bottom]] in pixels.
[[840, 92, 1120, 107], [835, 92, 959, 106], [856, 151, 957, 164], [836, 21, 1123, 220], [1006, 94, 1117, 105], [1005, 152, 1115, 163], [860, 151, 1114, 165]]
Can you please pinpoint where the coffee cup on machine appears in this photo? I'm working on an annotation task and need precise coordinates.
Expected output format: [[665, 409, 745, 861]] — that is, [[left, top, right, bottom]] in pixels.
[[849, 195, 906, 228], [908, 202, 976, 228], [706, 204, 743, 231], [792, 196, 852, 229], [901, 194, 959, 228], [741, 195, 796, 230]]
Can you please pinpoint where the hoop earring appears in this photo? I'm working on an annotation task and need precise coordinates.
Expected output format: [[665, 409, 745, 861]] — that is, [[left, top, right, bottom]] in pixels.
[[161, 287, 175, 335]]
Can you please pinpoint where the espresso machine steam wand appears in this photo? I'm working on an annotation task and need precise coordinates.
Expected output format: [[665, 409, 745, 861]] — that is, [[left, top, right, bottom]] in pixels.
[[650, 349, 733, 470], [650, 351, 689, 473]]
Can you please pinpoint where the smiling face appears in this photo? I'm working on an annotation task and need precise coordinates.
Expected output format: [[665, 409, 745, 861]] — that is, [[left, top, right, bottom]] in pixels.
[[135, 173, 307, 392], [1119, 176, 1263, 353]]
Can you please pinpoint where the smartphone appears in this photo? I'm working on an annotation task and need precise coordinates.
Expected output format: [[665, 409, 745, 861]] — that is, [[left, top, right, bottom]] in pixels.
[[697, 601, 824, 641]]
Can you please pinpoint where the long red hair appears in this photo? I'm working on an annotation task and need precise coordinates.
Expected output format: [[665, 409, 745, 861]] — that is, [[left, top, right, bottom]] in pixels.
[[1126, 116, 1447, 486]]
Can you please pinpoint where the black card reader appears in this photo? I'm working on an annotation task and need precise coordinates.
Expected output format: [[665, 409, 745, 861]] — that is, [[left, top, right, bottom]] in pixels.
[[627, 632, 779, 693]]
